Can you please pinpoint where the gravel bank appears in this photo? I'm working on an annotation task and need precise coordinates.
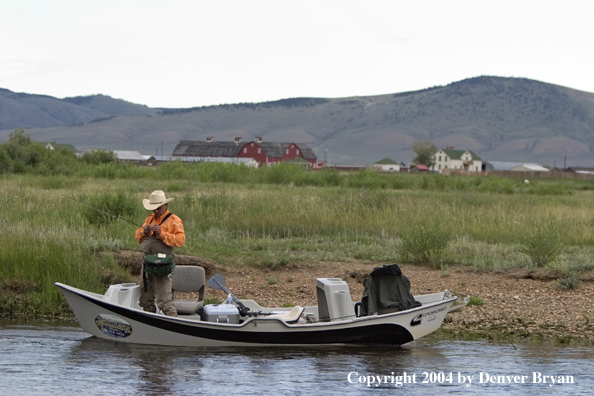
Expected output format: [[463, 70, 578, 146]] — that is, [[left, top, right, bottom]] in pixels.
[[119, 250, 594, 344]]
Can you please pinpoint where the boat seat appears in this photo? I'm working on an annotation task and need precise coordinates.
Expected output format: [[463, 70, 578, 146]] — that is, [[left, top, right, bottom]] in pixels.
[[268, 306, 305, 324], [171, 265, 205, 315]]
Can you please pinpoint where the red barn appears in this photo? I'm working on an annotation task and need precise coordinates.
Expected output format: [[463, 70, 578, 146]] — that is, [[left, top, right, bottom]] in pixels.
[[173, 138, 317, 166]]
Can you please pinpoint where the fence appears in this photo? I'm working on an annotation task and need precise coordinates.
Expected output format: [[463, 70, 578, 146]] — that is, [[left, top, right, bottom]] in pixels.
[[443, 169, 594, 180]]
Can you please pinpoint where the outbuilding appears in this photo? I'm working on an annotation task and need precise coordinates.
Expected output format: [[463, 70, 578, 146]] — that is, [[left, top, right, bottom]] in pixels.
[[409, 164, 429, 173], [373, 158, 401, 173], [510, 164, 550, 172], [112, 150, 149, 165]]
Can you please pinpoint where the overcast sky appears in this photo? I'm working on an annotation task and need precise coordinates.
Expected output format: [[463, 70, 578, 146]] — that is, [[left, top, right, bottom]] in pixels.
[[1, 0, 593, 108]]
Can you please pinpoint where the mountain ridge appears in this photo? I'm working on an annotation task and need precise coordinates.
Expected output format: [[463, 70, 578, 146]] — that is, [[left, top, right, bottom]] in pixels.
[[1, 76, 594, 166]]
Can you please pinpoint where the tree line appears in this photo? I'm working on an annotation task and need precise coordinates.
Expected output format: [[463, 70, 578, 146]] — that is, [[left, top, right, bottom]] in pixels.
[[0, 129, 117, 175]]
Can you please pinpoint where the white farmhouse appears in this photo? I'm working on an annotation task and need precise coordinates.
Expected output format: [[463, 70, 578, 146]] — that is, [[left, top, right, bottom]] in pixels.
[[431, 148, 482, 174]]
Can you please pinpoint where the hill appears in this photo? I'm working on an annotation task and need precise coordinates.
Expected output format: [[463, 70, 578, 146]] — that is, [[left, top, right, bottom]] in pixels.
[[0, 88, 158, 130], [1, 76, 594, 166]]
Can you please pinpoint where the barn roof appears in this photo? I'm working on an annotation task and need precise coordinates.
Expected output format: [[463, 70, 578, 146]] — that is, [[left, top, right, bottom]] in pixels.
[[172, 140, 316, 160], [256, 142, 287, 158], [293, 143, 317, 160], [172, 141, 242, 157]]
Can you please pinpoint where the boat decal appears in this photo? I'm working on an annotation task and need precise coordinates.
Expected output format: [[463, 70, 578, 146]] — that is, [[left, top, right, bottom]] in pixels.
[[95, 313, 133, 338], [410, 314, 422, 327]]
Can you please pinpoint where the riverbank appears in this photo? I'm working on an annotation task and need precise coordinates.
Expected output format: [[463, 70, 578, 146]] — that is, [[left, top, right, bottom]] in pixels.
[[116, 250, 594, 345]]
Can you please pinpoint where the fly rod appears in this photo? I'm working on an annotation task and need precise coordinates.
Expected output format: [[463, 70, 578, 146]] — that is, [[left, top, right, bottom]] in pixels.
[[475, 304, 517, 350], [47, 190, 141, 229]]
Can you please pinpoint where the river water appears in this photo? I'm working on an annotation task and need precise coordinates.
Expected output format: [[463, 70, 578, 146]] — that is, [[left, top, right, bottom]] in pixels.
[[1, 320, 592, 395]]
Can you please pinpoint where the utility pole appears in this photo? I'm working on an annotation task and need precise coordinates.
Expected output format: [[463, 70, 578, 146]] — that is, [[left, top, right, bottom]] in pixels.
[[564, 150, 567, 169]]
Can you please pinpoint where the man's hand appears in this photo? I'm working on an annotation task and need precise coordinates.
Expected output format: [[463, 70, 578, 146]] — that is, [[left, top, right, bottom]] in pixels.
[[149, 225, 162, 237], [143, 224, 151, 236]]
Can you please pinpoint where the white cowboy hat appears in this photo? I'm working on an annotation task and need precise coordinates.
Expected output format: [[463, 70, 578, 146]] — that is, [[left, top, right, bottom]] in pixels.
[[143, 190, 175, 210]]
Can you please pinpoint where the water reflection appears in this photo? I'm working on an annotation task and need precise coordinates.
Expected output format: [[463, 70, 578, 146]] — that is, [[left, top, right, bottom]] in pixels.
[[1, 320, 593, 395]]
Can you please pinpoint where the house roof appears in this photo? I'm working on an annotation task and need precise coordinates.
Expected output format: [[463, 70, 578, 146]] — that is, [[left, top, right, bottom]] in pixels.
[[374, 158, 398, 165], [412, 164, 429, 170], [440, 149, 482, 161], [41, 142, 79, 153]]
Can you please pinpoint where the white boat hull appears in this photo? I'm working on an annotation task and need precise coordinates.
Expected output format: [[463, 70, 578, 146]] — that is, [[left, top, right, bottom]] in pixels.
[[56, 282, 456, 347]]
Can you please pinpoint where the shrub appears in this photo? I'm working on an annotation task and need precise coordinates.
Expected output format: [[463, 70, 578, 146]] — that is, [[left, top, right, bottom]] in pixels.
[[467, 296, 484, 306], [80, 190, 138, 226], [477, 177, 515, 194], [81, 149, 117, 164], [522, 226, 562, 267], [399, 221, 452, 268], [344, 169, 388, 189], [557, 275, 581, 290], [256, 162, 302, 185], [525, 183, 572, 196]]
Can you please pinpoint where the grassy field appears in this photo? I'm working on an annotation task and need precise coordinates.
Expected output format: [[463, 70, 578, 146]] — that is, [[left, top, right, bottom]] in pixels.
[[2, 163, 594, 319]]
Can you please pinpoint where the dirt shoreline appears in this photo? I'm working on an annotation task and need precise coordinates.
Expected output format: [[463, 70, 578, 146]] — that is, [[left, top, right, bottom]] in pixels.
[[116, 250, 594, 344]]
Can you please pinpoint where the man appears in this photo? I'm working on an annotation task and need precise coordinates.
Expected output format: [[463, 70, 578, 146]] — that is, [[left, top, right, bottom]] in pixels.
[[134, 190, 185, 316]]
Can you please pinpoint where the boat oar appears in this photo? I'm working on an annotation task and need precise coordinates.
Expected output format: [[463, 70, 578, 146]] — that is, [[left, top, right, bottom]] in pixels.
[[206, 274, 265, 316], [207, 273, 252, 316]]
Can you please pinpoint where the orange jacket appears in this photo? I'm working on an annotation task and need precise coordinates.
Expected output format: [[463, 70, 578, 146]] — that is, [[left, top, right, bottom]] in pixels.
[[134, 209, 185, 248]]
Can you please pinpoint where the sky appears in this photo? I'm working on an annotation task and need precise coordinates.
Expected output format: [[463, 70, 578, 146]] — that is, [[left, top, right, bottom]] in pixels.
[[1, 0, 593, 109]]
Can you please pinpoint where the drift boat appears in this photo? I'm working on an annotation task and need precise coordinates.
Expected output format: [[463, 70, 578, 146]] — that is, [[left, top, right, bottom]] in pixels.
[[56, 268, 458, 347]]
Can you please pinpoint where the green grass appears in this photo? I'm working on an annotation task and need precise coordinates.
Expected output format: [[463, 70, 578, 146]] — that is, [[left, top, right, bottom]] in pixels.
[[3, 167, 594, 319], [467, 296, 485, 306]]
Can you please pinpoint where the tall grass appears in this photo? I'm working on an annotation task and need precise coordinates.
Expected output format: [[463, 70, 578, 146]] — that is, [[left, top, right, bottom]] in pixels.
[[3, 169, 594, 318], [0, 179, 132, 317]]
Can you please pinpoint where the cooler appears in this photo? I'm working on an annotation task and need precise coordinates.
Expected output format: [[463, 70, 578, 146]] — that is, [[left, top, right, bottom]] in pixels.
[[202, 303, 240, 324]]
